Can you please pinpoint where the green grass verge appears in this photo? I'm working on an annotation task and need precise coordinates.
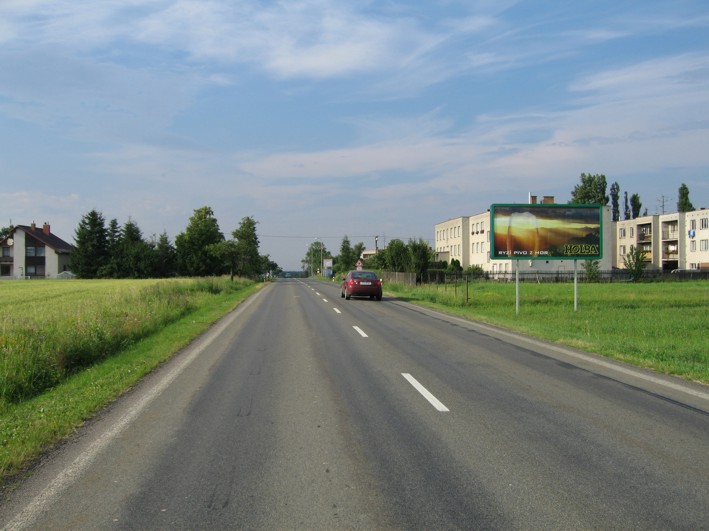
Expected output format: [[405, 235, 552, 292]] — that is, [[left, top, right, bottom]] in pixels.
[[0, 281, 263, 484], [385, 280, 709, 385]]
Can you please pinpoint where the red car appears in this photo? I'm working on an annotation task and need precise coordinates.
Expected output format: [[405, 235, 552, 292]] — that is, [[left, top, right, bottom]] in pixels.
[[341, 270, 383, 300]]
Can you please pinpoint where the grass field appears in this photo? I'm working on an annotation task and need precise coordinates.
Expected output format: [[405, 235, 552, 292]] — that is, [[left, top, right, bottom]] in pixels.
[[0, 278, 261, 481], [385, 280, 709, 384]]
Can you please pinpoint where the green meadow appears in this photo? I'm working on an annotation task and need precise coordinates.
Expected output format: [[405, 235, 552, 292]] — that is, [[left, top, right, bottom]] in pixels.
[[385, 280, 709, 384]]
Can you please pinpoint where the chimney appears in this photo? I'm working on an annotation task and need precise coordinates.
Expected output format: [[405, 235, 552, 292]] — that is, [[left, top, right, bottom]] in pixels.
[[31, 221, 36, 231], [43, 222, 51, 235]]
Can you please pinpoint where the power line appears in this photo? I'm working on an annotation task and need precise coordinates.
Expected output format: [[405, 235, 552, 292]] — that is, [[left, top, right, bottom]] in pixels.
[[261, 234, 432, 243]]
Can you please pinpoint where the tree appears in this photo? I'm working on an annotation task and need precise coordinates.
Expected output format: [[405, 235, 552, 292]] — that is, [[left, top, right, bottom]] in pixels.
[[677, 183, 694, 212], [154, 232, 177, 277], [630, 193, 642, 219], [337, 236, 357, 273], [610, 182, 621, 221], [232, 216, 262, 278], [582, 260, 601, 282], [115, 218, 154, 278], [408, 238, 432, 281], [383, 239, 408, 272], [261, 255, 280, 278], [570, 173, 609, 205], [71, 209, 109, 278], [302, 240, 330, 276], [0, 226, 12, 240], [623, 245, 647, 282], [623, 191, 631, 220], [98, 218, 122, 278], [448, 259, 463, 272], [209, 239, 240, 281], [175, 206, 225, 276], [353, 242, 366, 264]]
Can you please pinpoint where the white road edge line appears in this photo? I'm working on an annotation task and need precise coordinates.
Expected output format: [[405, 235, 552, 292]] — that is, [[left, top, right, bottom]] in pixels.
[[353, 326, 368, 338], [5, 289, 266, 531], [402, 373, 450, 412]]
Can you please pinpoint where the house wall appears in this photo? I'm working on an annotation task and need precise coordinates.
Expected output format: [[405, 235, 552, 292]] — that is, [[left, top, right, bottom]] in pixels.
[[684, 209, 709, 270], [14, 229, 25, 278], [434, 217, 470, 268]]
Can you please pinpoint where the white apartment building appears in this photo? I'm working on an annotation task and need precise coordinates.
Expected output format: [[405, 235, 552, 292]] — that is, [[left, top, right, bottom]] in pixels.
[[616, 209, 709, 271]]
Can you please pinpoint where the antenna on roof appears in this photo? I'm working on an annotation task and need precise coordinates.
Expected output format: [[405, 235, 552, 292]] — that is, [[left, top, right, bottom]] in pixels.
[[657, 195, 672, 215]]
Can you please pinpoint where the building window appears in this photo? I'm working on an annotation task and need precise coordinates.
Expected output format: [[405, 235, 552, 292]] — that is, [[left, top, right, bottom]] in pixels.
[[701, 218, 709, 230], [26, 246, 35, 257], [690, 240, 697, 252], [629, 227, 634, 238], [619, 245, 626, 255], [36, 246, 45, 257], [2, 247, 10, 257], [690, 219, 696, 230], [619, 228, 626, 238], [700, 240, 709, 252]]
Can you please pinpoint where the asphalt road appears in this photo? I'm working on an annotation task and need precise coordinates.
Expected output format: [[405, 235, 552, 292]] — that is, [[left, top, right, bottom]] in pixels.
[[2, 278, 708, 530]]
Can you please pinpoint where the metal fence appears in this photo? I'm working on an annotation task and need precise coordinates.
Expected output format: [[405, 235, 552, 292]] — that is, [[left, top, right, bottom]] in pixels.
[[380, 269, 709, 285]]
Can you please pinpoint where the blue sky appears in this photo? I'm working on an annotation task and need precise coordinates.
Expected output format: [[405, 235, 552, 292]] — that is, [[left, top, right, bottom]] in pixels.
[[1, 0, 708, 270]]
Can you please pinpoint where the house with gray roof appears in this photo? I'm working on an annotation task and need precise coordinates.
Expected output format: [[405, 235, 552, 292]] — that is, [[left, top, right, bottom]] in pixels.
[[0, 222, 74, 279]]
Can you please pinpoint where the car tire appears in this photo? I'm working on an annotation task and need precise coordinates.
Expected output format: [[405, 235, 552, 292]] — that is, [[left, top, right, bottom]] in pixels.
[[341, 290, 345, 298], [345, 290, 351, 300], [376, 295, 382, 301]]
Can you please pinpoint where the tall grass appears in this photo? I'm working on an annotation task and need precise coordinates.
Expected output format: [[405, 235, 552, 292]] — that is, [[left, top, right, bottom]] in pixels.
[[386, 280, 709, 384], [0, 278, 253, 404]]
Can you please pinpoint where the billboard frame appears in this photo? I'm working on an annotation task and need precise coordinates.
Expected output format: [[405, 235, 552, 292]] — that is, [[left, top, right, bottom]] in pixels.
[[490, 203, 603, 261]]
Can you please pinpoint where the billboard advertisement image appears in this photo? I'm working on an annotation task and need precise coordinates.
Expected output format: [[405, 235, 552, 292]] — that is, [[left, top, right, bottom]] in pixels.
[[491, 204, 603, 260]]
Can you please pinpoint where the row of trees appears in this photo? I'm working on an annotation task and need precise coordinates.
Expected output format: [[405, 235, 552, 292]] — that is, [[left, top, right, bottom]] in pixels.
[[302, 237, 433, 279], [570, 174, 695, 220], [71, 207, 279, 279]]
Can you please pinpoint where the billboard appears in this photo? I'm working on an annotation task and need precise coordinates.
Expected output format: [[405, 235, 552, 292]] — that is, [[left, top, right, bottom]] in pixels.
[[490, 204, 603, 260]]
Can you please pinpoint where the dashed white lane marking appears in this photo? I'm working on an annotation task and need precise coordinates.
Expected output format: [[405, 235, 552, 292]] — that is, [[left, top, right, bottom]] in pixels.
[[322, 299, 328, 303], [353, 326, 368, 338], [402, 373, 450, 412], [333, 308, 342, 314]]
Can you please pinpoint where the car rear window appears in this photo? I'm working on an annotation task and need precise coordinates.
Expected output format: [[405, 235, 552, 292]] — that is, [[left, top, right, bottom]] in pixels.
[[352, 271, 377, 279]]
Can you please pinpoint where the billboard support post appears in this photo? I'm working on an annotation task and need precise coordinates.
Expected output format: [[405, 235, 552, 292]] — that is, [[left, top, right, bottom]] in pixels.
[[515, 262, 520, 315], [574, 259, 578, 311]]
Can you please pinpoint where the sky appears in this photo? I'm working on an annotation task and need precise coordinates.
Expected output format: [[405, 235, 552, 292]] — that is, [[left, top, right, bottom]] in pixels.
[[1, 1, 708, 270]]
